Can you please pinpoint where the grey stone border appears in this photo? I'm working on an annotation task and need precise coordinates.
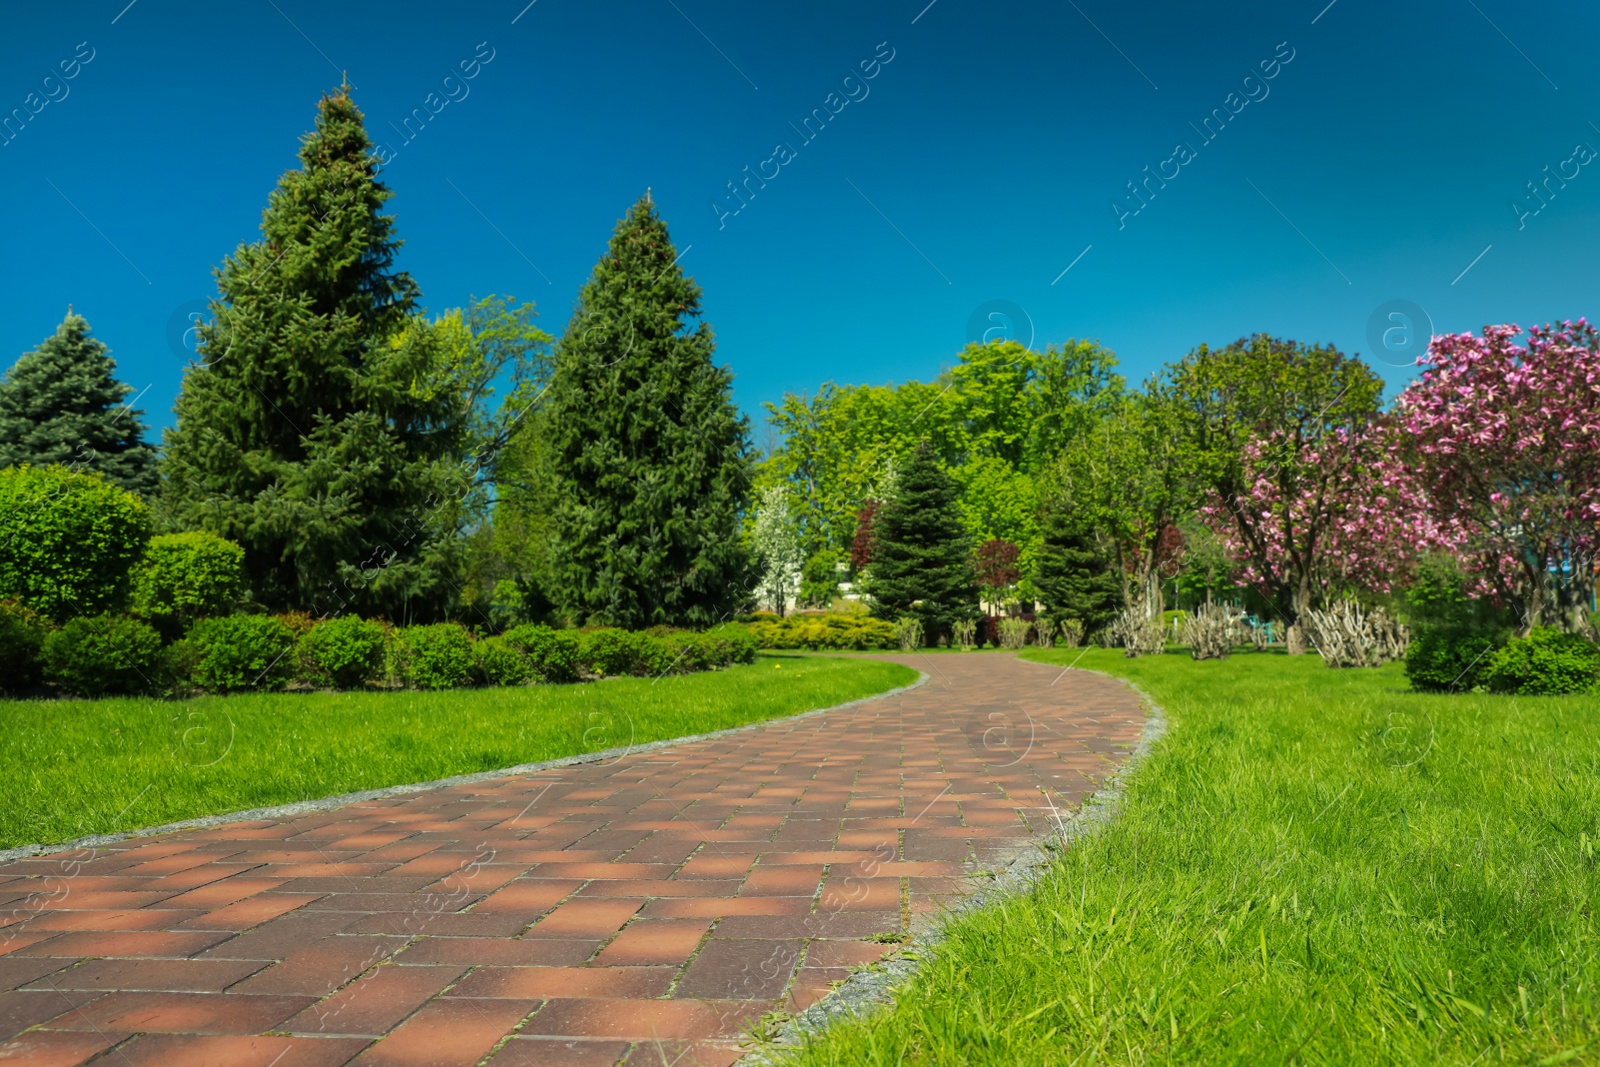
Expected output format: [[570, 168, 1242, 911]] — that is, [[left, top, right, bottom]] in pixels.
[[738, 668, 1169, 1064], [0, 666, 930, 867]]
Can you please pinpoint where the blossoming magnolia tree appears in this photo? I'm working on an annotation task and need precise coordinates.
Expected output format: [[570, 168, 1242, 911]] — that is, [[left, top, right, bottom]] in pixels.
[[1393, 321, 1600, 634]]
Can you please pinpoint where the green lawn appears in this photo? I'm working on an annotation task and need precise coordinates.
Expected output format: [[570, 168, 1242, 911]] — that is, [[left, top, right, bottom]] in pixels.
[[0, 654, 916, 851], [786, 649, 1600, 1066]]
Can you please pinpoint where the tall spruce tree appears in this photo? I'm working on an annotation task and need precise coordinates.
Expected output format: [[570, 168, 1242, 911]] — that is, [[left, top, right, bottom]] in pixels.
[[0, 311, 158, 496], [1033, 505, 1121, 634], [539, 194, 751, 628], [161, 87, 468, 617], [869, 439, 977, 642]]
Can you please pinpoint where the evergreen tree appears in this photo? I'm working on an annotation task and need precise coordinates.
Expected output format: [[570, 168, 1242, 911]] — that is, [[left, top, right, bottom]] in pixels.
[[1033, 504, 1121, 633], [869, 439, 977, 642], [161, 86, 469, 617], [0, 311, 158, 496], [539, 194, 751, 628]]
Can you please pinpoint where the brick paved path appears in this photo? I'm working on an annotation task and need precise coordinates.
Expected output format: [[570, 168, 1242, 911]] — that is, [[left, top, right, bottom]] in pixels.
[[0, 653, 1144, 1067]]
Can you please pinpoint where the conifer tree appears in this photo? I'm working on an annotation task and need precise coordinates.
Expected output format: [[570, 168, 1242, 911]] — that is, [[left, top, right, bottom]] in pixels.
[[161, 86, 468, 617], [539, 193, 751, 628], [869, 439, 977, 642], [0, 311, 158, 496], [1033, 505, 1121, 634]]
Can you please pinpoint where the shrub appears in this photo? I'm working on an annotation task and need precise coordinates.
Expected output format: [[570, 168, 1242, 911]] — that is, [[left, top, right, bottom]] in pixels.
[[298, 615, 387, 689], [1482, 627, 1600, 695], [1403, 626, 1505, 692], [705, 623, 759, 664], [396, 623, 476, 690], [502, 624, 580, 683], [577, 628, 639, 677], [473, 636, 533, 686], [894, 616, 924, 651], [741, 614, 897, 651], [0, 465, 150, 620], [0, 600, 52, 692], [41, 614, 162, 697], [128, 531, 245, 634], [187, 614, 297, 692]]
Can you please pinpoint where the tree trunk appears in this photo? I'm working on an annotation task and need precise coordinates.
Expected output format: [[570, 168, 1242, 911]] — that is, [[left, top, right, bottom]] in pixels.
[[1284, 578, 1312, 655]]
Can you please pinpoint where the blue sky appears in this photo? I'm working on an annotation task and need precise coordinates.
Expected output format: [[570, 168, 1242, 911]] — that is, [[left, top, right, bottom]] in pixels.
[[2, 0, 1597, 439]]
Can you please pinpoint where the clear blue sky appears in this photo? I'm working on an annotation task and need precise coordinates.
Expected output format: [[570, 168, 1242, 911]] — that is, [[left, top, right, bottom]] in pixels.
[[3, 0, 1596, 439]]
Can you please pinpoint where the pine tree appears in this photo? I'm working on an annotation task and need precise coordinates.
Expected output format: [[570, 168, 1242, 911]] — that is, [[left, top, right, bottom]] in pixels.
[[161, 86, 468, 617], [1033, 504, 1121, 633], [869, 439, 977, 642], [539, 193, 751, 628], [0, 311, 158, 496]]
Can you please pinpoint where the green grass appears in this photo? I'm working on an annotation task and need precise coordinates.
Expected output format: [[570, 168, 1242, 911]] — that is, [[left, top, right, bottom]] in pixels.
[[787, 649, 1600, 1066], [0, 653, 915, 850]]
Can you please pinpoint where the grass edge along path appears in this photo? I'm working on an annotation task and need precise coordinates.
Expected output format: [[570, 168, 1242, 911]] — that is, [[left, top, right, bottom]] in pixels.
[[778, 649, 1600, 1067], [0, 653, 917, 853]]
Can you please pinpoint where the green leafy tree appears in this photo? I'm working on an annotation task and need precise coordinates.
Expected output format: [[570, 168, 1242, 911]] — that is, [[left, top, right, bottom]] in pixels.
[[799, 547, 842, 608], [1033, 505, 1121, 634], [161, 87, 476, 619], [1169, 334, 1385, 653], [0, 465, 150, 620], [0, 311, 158, 496], [539, 194, 752, 628], [869, 439, 978, 642]]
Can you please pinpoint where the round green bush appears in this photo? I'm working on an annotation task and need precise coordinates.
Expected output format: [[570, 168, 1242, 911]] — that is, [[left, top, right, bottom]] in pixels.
[[502, 624, 579, 683], [575, 628, 637, 677], [396, 623, 476, 690], [298, 615, 388, 689], [129, 531, 245, 633], [703, 622, 759, 665], [0, 465, 150, 621], [1403, 626, 1505, 692], [1482, 627, 1600, 695], [0, 600, 54, 692], [473, 636, 532, 686], [187, 614, 297, 693], [41, 614, 162, 697]]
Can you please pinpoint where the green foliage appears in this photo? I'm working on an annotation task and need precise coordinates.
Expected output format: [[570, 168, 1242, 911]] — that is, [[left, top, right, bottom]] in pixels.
[[297, 614, 388, 689], [395, 623, 477, 690], [743, 614, 898, 651], [41, 614, 161, 697], [869, 440, 978, 641], [1404, 627, 1505, 692], [472, 636, 532, 686], [0, 600, 52, 692], [186, 614, 297, 693], [576, 628, 642, 677], [1482, 627, 1599, 695], [539, 195, 752, 628], [0, 311, 159, 496], [0, 465, 151, 621], [129, 531, 245, 634], [799, 548, 842, 608], [502, 624, 580, 683], [1033, 505, 1121, 633], [160, 89, 499, 619]]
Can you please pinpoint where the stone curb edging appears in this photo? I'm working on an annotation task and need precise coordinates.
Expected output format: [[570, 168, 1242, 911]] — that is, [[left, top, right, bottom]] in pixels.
[[737, 668, 1170, 1065], [0, 667, 930, 867]]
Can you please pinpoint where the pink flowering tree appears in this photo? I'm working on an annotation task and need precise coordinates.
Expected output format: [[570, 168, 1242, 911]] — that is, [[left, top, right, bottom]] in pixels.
[[1392, 321, 1600, 634], [1171, 335, 1390, 653]]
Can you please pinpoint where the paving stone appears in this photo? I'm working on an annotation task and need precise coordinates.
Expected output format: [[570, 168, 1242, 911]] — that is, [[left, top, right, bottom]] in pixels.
[[0, 653, 1142, 1057]]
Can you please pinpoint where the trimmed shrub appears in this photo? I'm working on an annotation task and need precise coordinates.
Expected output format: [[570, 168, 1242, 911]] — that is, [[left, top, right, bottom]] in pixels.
[[0, 600, 52, 692], [298, 615, 387, 689], [502, 624, 580, 683], [128, 531, 245, 634], [187, 614, 297, 692], [577, 628, 639, 677], [159, 638, 201, 696], [474, 636, 532, 686], [1404, 626, 1505, 692], [396, 623, 476, 690], [41, 614, 161, 697], [742, 614, 897, 651], [1482, 627, 1600, 695], [704, 623, 759, 664], [0, 465, 151, 620]]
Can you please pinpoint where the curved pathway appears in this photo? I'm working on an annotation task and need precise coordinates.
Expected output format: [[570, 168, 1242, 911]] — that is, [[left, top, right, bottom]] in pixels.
[[0, 653, 1144, 1067]]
